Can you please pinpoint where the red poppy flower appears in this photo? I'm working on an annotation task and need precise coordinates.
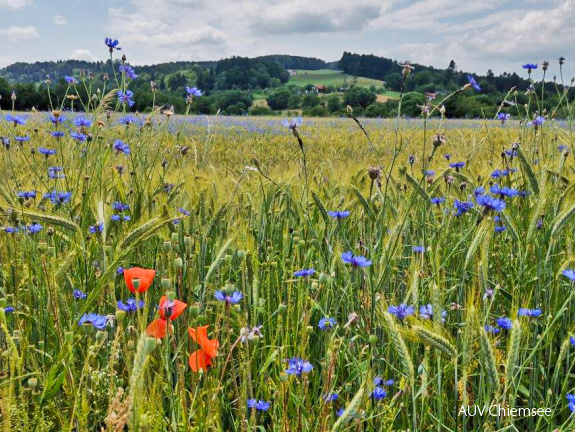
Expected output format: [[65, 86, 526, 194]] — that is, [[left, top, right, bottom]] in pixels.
[[146, 318, 170, 339], [159, 296, 187, 321], [124, 267, 156, 293], [188, 325, 219, 373]]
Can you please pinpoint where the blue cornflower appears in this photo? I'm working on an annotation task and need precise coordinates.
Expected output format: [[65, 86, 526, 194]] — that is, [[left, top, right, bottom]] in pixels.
[[419, 304, 447, 323], [48, 166, 65, 179], [117, 298, 144, 312], [294, 268, 315, 278], [518, 308, 542, 318], [186, 86, 202, 97], [341, 251, 371, 268], [285, 357, 313, 375], [496, 317, 513, 330], [484, 324, 500, 334], [111, 214, 131, 222], [558, 144, 567, 152], [490, 170, 504, 178], [476, 194, 506, 212], [530, 116, 545, 127], [494, 225, 506, 233], [408, 154, 415, 165], [2, 137, 10, 148], [78, 313, 108, 330], [3, 226, 19, 234], [15, 135, 29, 143], [570, 336, 575, 347], [247, 399, 270, 411], [449, 161, 465, 170], [44, 190, 72, 205], [454, 199, 474, 216], [282, 116, 302, 129], [117, 266, 125, 274], [113, 139, 131, 155], [5, 114, 26, 125], [318, 317, 336, 330], [179, 207, 191, 216], [497, 113, 510, 123], [372, 387, 387, 400], [567, 394, 575, 412], [425, 170, 435, 176], [490, 184, 518, 198], [412, 246, 425, 253], [214, 291, 243, 304], [51, 131, 65, 138], [70, 132, 87, 142], [74, 116, 92, 128], [430, 197, 445, 205], [466, 75, 481, 91], [324, 393, 339, 402], [474, 186, 485, 196], [50, 114, 66, 125], [27, 223, 43, 234], [373, 377, 395, 386], [38, 147, 56, 156], [65, 76, 78, 85], [73, 289, 87, 299], [18, 190, 36, 200], [4, 306, 14, 313], [105, 37, 122, 51], [388, 304, 415, 320], [327, 210, 350, 219], [89, 222, 104, 234], [113, 201, 129, 212], [118, 115, 135, 126], [444, 153, 451, 161], [117, 90, 135, 107], [119, 64, 138, 80], [518, 190, 531, 198], [522, 63, 538, 72], [563, 269, 575, 282]]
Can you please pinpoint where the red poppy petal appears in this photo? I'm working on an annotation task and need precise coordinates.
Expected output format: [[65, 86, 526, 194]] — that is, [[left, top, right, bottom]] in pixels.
[[146, 318, 168, 339], [188, 349, 212, 372], [169, 300, 187, 321]]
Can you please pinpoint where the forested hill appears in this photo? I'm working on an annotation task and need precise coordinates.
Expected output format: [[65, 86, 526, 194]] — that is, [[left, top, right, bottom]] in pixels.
[[338, 52, 530, 94]]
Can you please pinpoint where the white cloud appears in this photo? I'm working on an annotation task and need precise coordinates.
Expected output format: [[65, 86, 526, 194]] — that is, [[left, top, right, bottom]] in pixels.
[[69, 49, 97, 61], [0, 0, 32, 9], [0, 26, 39, 41], [52, 14, 68, 26]]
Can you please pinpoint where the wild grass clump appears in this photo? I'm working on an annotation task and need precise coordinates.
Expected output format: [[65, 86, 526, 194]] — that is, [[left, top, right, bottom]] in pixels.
[[0, 40, 575, 431]]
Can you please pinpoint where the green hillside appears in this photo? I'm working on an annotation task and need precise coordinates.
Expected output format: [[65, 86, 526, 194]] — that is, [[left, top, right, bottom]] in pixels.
[[290, 69, 387, 89]]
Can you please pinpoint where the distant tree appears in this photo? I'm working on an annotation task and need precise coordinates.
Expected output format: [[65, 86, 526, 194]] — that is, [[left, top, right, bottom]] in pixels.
[[344, 87, 376, 108], [267, 87, 292, 110], [302, 93, 321, 108], [326, 95, 341, 113]]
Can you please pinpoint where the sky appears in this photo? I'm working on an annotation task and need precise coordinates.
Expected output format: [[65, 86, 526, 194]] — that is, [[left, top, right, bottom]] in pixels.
[[0, 0, 574, 79]]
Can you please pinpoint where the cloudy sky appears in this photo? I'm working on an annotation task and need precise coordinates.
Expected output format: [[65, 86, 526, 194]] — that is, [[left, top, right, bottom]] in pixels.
[[1, 0, 574, 78]]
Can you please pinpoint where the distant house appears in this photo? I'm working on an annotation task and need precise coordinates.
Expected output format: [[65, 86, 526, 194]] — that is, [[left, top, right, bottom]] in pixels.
[[287, 69, 297, 76], [315, 85, 326, 93]]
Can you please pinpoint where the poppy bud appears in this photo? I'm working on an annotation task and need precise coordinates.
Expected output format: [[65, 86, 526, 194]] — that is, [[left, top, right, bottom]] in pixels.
[[319, 272, 329, 284], [270, 261, 278, 269], [82, 323, 94, 335], [277, 304, 287, 314], [189, 303, 201, 318], [127, 340, 135, 350], [311, 282, 319, 291], [184, 236, 192, 248], [298, 240, 306, 248], [37, 241, 48, 253], [292, 236, 300, 243], [166, 290, 176, 301], [116, 309, 126, 324], [225, 254, 232, 264], [27, 377, 38, 389], [279, 372, 289, 382], [237, 250, 246, 259], [48, 246, 55, 256], [171, 232, 179, 243], [163, 241, 172, 252], [368, 334, 378, 345], [174, 257, 183, 268], [144, 337, 157, 353], [161, 278, 171, 290]]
